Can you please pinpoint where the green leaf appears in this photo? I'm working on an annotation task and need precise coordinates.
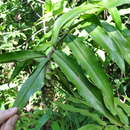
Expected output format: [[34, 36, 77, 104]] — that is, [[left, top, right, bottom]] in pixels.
[[53, 51, 105, 113], [9, 62, 26, 82], [53, 51, 122, 126], [56, 102, 106, 125], [101, 0, 130, 8], [85, 24, 125, 72], [116, 107, 129, 125], [108, 7, 122, 30], [102, 22, 130, 65], [78, 124, 102, 130], [45, 0, 52, 12], [51, 4, 102, 45], [52, 0, 65, 15], [66, 35, 116, 115], [114, 97, 130, 116], [67, 96, 89, 106], [124, 126, 130, 130], [32, 113, 51, 130], [51, 121, 61, 130], [13, 58, 48, 108], [0, 50, 44, 63], [104, 125, 119, 130]]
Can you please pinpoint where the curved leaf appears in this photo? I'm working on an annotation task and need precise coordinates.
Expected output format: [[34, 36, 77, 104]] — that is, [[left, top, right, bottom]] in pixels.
[[53, 51, 122, 126], [85, 24, 125, 72], [66, 35, 116, 115], [102, 22, 130, 65], [51, 4, 102, 45]]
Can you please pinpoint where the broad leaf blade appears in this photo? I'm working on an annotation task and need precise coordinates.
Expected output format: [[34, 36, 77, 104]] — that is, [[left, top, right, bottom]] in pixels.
[[0, 50, 44, 63], [102, 22, 130, 65], [53, 51, 122, 126], [13, 58, 48, 108], [66, 35, 115, 115], [85, 24, 125, 72]]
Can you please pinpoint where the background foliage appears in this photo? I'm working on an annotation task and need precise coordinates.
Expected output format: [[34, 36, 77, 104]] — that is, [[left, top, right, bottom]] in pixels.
[[1, 0, 130, 129]]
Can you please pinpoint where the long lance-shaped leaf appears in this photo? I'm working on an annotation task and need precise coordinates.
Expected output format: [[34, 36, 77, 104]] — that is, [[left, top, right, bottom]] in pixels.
[[85, 24, 125, 72], [0, 50, 45, 63], [13, 58, 48, 108], [53, 51, 122, 126], [66, 35, 116, 115], [108, 7, 122, 30], [51, 3, 102, 45], [102, 22, 130, 65], [56, 102, 106, 125], [101, 0, 130, 8]]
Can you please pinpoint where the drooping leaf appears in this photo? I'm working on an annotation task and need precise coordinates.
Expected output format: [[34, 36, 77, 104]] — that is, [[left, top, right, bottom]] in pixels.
[[102, 22, 130, 65], [53, 51, 122, 126], [51, 4, 102, 45], [108, 7, 122, 30], [56, 102, 106, 125], [0, 50, 44, 63], [66, 35, 116, 115], [84, 24, 125, 72], [78, 124, 102, 130], [13, 58, 48, 108]]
